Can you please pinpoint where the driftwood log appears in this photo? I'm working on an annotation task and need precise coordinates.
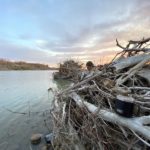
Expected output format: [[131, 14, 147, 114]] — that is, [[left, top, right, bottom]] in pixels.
[[112, 53, 150, 72], [69, 92, 150, 141], [116, 56, 150, 86], [137, 68, 150, 85], [51, 37, 150, 150]]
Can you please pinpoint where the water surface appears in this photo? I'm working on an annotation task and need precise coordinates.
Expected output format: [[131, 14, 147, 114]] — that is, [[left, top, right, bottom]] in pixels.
[[0, 71, 69, 150]]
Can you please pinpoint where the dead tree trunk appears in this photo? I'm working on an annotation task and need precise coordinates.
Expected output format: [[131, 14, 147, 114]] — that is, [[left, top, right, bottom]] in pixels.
[[112, 53, 150, 72]]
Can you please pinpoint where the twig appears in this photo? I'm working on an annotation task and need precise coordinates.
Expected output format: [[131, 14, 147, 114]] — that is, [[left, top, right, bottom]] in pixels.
[[131, 130, 150, 147]]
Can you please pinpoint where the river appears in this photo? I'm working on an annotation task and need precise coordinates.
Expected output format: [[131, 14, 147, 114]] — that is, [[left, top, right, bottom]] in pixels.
[[0, 70, 69, 150]]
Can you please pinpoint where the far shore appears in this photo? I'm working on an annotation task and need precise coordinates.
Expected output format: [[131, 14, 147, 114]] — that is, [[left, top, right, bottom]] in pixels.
[[0, 59, 59, 71]]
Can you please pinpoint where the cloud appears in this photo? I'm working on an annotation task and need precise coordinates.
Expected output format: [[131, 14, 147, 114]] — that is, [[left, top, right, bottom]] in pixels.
[[133, 0, 150, 20], [32, 0, 148, 53], [0, 40, 62, 65], [0, 0, 150, 65]]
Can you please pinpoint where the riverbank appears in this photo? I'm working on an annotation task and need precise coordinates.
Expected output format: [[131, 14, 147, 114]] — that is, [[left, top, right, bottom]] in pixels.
[[0, 59, 58, 70]]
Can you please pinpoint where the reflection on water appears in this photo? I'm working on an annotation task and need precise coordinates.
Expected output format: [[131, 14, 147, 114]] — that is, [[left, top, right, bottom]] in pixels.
[[0, 71, 69, 150], [53, 79, 71, 90]]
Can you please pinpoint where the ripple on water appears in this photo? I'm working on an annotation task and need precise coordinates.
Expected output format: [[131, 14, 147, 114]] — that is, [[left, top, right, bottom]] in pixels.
[[0, 71, 61, 150]]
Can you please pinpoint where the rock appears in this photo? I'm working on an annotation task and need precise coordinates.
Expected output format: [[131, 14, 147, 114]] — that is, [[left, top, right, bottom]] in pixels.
[[30, 133, 42, 144]]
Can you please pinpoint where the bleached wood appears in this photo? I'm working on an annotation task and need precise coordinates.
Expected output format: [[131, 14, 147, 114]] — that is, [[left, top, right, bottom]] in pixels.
[[112, 53, 150, 72], [129, 86, 150, 90], [137, 68, 150, 85], [116, 56, 150, 86], [69, 92, 150, 140]]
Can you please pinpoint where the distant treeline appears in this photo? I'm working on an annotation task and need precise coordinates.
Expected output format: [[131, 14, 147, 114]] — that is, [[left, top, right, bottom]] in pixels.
[[0, 59, 57, 70]]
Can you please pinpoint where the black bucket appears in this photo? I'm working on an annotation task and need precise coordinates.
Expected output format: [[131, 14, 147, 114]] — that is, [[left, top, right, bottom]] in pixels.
[[115, 98, 134, 118]]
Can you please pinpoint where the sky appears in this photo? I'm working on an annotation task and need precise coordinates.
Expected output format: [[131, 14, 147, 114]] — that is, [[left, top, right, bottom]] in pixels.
[[0, 0, 150, 66]]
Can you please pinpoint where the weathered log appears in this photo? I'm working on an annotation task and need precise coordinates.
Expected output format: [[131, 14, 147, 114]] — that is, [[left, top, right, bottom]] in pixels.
[[137, 68, 150, 85], [69, 92, 150, 141], [116, 56, 150, 86], [112, 53, 150, 72]]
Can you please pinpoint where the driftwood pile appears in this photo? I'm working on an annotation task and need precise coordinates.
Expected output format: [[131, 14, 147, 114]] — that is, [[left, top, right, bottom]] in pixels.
[[50, 38, 150, 150], [53, 60, 82, 81]]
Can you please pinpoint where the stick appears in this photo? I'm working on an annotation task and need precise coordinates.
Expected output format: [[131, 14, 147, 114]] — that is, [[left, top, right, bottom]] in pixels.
[[69, 92, 150, 140], [58, 71, 103, 96], [129, 37, 150, 44], [116, 55, 150, 86], [129, 87, 150, 90]]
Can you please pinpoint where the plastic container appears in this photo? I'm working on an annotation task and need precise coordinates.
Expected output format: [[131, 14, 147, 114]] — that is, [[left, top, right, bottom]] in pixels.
[[115, 95, 134, 118]]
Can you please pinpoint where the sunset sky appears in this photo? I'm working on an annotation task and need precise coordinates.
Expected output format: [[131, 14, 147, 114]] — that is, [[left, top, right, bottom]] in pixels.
[[0, 0, 150, 66]]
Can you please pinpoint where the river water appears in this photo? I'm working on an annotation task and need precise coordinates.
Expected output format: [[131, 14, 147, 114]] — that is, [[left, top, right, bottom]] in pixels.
[[0, 71, 69, 150]]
